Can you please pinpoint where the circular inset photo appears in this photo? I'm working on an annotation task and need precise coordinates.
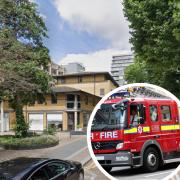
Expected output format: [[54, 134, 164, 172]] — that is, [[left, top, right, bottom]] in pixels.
[[87, 83, 180, 180]]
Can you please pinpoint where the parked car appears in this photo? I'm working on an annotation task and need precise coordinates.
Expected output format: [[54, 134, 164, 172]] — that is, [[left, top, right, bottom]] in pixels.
[[0, 157, 84, 180]]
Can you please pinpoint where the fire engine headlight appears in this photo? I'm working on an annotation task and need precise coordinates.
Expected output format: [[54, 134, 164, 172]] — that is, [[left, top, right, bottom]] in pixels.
[[115, 155, 129, 161], [116, 143, 124, 149]]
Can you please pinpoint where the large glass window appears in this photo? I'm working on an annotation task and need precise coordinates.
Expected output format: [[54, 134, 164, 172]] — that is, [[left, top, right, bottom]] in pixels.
[[161, 105, 171, 121]]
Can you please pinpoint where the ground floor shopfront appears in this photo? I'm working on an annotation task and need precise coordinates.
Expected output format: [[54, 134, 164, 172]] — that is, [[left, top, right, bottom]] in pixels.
[[0, 110, 91, 132], [26, 110, 91, 131]]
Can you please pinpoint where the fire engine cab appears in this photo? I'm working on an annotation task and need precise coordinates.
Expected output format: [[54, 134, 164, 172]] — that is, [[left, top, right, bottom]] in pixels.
[[91, 98, 180, 172]]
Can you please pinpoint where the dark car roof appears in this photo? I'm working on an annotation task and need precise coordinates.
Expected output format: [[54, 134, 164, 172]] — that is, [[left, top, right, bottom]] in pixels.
[[0, 157, 49, 179], [0, 158, 82, 179], [0, 157, 79, 179]]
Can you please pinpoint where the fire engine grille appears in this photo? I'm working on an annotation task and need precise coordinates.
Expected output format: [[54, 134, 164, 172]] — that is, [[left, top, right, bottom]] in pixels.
[[91, 140, 123, 150]]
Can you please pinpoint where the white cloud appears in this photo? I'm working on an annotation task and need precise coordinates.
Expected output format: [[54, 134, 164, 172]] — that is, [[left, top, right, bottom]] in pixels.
[[53, 0, 131, 50], [59, 49, 131, 72]]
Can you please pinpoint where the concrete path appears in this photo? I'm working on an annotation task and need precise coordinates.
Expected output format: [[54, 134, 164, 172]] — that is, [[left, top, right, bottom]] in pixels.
[[0, 132, 91, 165]]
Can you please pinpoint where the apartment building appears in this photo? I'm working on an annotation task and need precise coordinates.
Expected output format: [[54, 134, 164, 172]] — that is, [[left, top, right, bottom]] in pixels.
[[0, 72, 118, 132], [55, 72, 119, 97], [111, 54, 134, 86]]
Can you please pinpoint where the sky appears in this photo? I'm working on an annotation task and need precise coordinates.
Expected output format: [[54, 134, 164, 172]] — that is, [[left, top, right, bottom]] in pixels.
[[35, 0, 132, 72]]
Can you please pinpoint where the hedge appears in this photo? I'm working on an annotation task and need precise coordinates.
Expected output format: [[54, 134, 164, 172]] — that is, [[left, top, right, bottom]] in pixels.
[[0, 135, 59, 150]]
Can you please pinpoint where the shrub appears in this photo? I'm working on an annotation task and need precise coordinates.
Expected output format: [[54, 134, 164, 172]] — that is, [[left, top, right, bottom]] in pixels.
[[0, 135, 59, 150], [43, 126, 56, 135]]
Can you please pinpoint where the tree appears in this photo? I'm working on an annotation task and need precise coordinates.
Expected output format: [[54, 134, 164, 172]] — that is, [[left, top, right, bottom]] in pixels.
[[123, 0, 180, 98], [0, 0, 52, 137], [124, 60, 148, 83]]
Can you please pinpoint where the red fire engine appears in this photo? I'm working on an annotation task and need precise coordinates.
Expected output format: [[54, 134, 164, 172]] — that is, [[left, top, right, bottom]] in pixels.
[[91, 98, 180, 172]]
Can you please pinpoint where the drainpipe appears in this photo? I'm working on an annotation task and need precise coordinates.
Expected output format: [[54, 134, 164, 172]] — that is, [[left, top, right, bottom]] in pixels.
[[0, 100, 4, 133], [93, 74, 96, 105], [74, 94, 78, 131]]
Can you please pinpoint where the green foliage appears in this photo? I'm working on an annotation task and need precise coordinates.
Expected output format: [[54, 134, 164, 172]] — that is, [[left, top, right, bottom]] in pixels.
[[124, 60, 148, 83], [0, 135, 59, 150], [43, 126, 57, 135], [0, 0, 47, 46], [123, 0, 180, 98], [0, 0, 52, 137], [13, 103, 29, 138]]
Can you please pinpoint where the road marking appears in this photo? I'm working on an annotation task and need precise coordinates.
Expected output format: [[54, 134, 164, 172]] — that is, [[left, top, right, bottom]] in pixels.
[[144, 171, 173, 178], [66, 146, 87, 160]]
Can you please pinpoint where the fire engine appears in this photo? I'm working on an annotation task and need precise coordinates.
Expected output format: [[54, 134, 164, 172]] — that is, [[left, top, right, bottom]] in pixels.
[[91, 98, 180, 172]]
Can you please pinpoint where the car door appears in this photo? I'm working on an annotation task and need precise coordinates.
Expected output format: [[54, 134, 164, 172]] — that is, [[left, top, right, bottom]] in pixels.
[[28, 166, 50, 180], [47, 161, 76, 180]]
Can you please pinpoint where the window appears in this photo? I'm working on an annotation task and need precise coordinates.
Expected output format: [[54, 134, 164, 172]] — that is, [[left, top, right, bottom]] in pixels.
[[161, 105, 171, 121], [83, 113, 90, 127], [77, 95, 81, 108], [51, 93, 57, 104], [67, 94, 81, 109], [30, 167, 49, 180], [78, 76, 82, 83], [100, 88, 105, 97], [130, 104, 146, 126], [67, 94, 75, 109], [59, 77, 65, 84], [48, 162, 69, 177], [150, 105, 158, 122], [37, 97, 45, 104]]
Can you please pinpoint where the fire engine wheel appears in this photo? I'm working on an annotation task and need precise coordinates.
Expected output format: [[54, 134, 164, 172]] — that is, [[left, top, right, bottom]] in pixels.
[[143, 147, 159, 172], [102, 166, 112, 173]]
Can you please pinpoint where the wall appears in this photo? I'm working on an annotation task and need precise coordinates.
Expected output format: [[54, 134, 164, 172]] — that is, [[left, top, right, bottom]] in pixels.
[[57, 74, 118, 97]]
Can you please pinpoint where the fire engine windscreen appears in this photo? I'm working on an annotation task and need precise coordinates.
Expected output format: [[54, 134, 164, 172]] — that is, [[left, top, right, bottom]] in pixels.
[[91, 100, 128, 131]]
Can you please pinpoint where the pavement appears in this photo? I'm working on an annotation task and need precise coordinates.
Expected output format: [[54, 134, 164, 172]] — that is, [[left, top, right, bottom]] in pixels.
[[84, 160, 109, 180], [0, 132, 91, 166]]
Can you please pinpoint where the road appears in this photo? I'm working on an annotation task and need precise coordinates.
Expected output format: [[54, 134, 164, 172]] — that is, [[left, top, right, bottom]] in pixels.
[[44, 137, 87, 160], [42, 136, 179, 180], [110, 163, 179, 180], [84, 160, 179, 180]]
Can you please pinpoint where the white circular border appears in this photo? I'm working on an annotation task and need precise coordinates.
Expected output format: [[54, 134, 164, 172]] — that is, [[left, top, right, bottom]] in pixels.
[[87, 83, 180, 180]]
